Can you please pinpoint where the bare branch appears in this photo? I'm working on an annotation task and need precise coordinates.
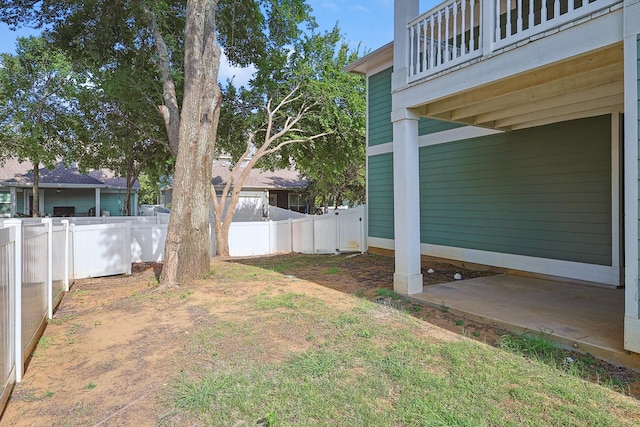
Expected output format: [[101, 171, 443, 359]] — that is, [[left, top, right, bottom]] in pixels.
[[262, 132, 331, 156], [140, 3, 180, 156]]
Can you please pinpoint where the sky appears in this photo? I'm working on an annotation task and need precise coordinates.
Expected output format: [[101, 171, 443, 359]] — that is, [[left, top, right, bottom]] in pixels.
[[0, 1, 437, 86]]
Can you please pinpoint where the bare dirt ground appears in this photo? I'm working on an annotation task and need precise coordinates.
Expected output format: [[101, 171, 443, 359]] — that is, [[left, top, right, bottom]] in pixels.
[[1, 253, 639, 426]]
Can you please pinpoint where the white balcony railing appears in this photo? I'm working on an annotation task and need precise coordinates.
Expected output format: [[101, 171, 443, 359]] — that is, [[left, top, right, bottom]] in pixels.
[[408, 0, 621, 81]]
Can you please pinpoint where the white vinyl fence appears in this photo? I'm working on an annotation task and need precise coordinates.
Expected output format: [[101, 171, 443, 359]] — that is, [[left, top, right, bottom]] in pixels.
[[0, 225, 17, 411], [0, 206, 367, 413], [220, 206, 367, 257], [0, 218, 73, 410]]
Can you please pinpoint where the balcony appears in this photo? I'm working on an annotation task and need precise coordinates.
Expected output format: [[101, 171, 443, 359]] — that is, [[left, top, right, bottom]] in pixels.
[[407, 0, 623, 82]]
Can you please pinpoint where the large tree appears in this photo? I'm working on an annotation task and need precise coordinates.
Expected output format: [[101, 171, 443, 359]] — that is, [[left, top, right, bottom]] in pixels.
[[213, 81, 329, 256], [280, 28, 366, 210], [74, 60, 172, 216], [0, 36, 85, 217], [0, 0, 312, 286], [211, 28, 365, 256]]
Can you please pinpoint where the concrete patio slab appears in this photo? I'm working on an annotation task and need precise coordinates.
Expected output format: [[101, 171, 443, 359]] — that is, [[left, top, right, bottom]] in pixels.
[[408, 274, 640, 370]]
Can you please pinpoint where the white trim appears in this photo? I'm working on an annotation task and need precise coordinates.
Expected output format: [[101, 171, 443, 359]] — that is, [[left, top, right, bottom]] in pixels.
[[367, 142, 393, 156], [9, 187, 16, 216], [393, 10, 623, 110], [365, 69, 370, 210], [95, 188, 101, 217], [611, 113, 621, 269], [368, 236, 618, 286], [623, 11, 640, 320], [624, 316, 640, 353], [365, 61, 394, 78], [421, 243, 620, 286], [367, 236, 394, 251], [418, 126, 504, 148]]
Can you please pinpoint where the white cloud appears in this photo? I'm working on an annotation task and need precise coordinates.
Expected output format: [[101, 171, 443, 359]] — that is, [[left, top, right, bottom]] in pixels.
[[351, 4, 370, 13], [218, 51, 256, 88]]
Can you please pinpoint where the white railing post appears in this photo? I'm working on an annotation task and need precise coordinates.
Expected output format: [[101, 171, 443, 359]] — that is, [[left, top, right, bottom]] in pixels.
[[42, 218, 53, 320], [62, 220, 70, 292], [483, 0, 497, 57], [5, 219, 22, 383], [288, 218, 293, 253]]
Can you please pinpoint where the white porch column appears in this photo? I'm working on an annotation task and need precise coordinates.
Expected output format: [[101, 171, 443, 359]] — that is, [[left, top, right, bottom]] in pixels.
[[9, 187, 17, 216], [132, 192, 138, 216], [392, 0, 419, 90], [623, 0, 640, 353], [94, 188, 100, 217], [391, 108, 423, 295]]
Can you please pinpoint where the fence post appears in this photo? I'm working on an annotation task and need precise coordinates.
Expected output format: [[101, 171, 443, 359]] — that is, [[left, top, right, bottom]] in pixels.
[[5, 219, 23, 382], [61, 220, 70, 291], [311, 216, 316, 254], [125, 222, 132, 275], [41, 219, 53, 320], [69, 223, 76, 281], [335, 211, 340, 254], [288, 218, 293, 253], [359, 205, 366, 253]]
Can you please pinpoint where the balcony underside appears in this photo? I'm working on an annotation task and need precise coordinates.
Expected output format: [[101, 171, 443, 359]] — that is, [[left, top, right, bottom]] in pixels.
[[412, 42, 623, 131]]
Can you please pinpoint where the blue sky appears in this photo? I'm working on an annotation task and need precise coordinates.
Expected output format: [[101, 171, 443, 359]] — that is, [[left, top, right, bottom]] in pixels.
[[0, 1, 438, 84]]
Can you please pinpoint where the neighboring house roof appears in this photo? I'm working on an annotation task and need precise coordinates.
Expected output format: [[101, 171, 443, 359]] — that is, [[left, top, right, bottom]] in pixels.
[[0, 157, 138, 189], [211, 159, 307, 190]]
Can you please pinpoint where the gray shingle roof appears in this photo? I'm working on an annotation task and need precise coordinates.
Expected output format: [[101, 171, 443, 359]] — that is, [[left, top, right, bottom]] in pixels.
[[0, 158, 138, 189], [211, 160, 306, 190]]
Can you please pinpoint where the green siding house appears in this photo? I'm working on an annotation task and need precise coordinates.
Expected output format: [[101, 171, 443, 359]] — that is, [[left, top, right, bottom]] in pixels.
[[0, 158, 139, 217], [348, 0, 640, 354]]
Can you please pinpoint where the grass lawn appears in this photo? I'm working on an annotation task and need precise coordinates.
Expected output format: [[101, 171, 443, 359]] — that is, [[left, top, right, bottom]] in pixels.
[[2, 254, 639, 426]]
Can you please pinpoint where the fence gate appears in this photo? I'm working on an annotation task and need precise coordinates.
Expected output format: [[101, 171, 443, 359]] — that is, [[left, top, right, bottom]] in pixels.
[[336, 206, 366, 253]]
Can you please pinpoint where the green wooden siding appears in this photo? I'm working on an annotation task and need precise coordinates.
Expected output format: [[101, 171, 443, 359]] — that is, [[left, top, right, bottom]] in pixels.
[[420, 115, 612, 266], [101, 192, 135, 216], [44, 189, 96, 216], [419, 118, 462, 135], [42, 189, 135, 216], [368, 67, 393, 146], [368, 153, 394, 239]]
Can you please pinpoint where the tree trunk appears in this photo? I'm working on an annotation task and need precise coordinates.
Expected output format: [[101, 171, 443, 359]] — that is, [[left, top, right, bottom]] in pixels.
[[213, 213, 230, 257], [123, 182, 132, 216], [160, 0, 221, 287], [31, 162, 39, 217]]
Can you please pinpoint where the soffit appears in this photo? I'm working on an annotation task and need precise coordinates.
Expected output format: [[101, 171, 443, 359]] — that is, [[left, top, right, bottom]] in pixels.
[[416, 43, 624, 131]]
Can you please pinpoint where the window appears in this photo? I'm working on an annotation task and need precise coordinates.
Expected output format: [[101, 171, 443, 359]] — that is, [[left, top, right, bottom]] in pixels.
[[288, 193, 306, 213], [0, 191, 10, 217]]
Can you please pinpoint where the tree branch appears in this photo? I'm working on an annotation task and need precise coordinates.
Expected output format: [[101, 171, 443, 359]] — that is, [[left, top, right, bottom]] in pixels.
[[139, 2, 181, 157]]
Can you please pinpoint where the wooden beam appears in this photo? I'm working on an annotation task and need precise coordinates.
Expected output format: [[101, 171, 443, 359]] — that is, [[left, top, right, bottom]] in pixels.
[[425, 44, 622, 116], [495, 94, 624, 128], [509, 106, 623, 130], [472, 80, 624, 125], [449, 64, 622, 121]]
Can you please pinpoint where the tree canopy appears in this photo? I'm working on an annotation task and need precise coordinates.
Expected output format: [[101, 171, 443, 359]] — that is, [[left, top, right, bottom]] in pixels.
[[0, 36, 86, 216], [0, 0, 316, 285]]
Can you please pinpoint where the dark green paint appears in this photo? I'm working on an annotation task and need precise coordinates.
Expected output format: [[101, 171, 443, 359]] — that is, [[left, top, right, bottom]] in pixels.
[[368, 153, 394, 239], [420, 115, 612, 266]]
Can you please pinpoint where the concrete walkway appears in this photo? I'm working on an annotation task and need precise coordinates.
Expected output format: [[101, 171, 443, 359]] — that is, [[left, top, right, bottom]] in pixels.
[[408, 274, 640, 370]]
